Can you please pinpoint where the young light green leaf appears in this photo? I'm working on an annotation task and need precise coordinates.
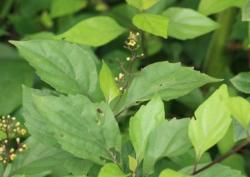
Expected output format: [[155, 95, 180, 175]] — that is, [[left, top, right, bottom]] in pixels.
[[132, 13, 168, 38], [51, 0, 87, 18], [112, 61, 220, 114], [162, 7, 219, 40], [0, 60, 35, 115], [128, 155, 137, 172], [160, 169, 190, 177], [99, 61, 120, 103], [32, 94, 121, 165], [188, 85, 232, 160], [58, 16, 126, 47], [126, 0, 159, 10], [242, 0, 250, 21], [11, 40, 103, 101], [98, 163, 127, 177], [129, 95, 165, 162], [228, 97, 250, 129], [143, 118, 191, 175], [198, 0, 245, 16], [230, 72, 250, 94]]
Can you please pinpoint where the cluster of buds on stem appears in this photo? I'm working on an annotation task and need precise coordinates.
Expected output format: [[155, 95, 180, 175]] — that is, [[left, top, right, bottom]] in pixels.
[[0, 115, 28, 165], [124, 31, 145, 61], [115, 72, 125, 92], [124, 31, 140, 51], [115, 31, 146, 92]]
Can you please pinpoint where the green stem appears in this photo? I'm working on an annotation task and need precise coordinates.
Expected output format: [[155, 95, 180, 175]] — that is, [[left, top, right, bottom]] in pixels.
[[192, 159, 199, 175], [202, 9, 236, 77], [140, 31, 148, 57]]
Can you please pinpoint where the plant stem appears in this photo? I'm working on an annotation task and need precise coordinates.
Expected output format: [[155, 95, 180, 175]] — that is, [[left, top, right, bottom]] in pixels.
[[193, 139, 250, 175], [140, 31, 148, 57], [192, 159, 198, 174], [202, 9, 236, 77]]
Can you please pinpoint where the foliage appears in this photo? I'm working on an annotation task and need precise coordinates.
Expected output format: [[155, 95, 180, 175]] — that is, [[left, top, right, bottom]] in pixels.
[[0, 0, 250, 177]]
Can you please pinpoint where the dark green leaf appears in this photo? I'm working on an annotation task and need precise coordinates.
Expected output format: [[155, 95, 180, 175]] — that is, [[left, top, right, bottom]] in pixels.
[[22, 86, 59, 146], [32, 94, 121, 165], [9, 138, 72, 177], [0, 60, 34, 115], [51, 0, 87, 18], [11, 40, 103, 101], [143, 118, 191, 175], [112, 61, 220, 114], [231, 72, 250, 94]]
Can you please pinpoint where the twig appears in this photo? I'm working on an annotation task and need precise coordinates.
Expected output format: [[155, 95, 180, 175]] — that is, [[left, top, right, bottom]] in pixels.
[[192, 139, 250, 175]]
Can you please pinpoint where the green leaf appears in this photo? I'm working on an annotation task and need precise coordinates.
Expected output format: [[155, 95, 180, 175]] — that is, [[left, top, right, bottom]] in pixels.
[[160, 169, 190, 177], [32, 94, 121, 165], [227, 97, 250, 129], [112, 61, 220, 114], [143, 118, 191, 175], [0, 60, 35, 115], [98, 163, 126, 177], [11, 40, 103, 101], [129, 95, 165, 162], [51, 0, 87, 18], [9, 138, 72, 177], [242, 0, 250, 21], [126, 0, 159, 10], [217, 124, 235, 154], [221, 154, 246, 172], [128, 155, 137, 172], [22, 86, 59, 146], [0, 43, 19, 60], [170, 149, 212, 169], [198, 0, 246, 15], [188, 85, 232, 160], [109, 4, 137, 29], [231, 72, 250, 94], [132, 13, 168, 38], [162, 7, 219, 40], [99, 61, 120, 103], [58, 16, 126, 47], [181, 164, 245, 177], [63, 157, 93, 176]]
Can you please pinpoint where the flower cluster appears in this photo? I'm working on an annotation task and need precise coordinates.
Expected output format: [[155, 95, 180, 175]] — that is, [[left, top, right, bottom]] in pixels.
[[124, 31, 140, 51], [115, 31, 145, 92], [0, 115, 28, 165]]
